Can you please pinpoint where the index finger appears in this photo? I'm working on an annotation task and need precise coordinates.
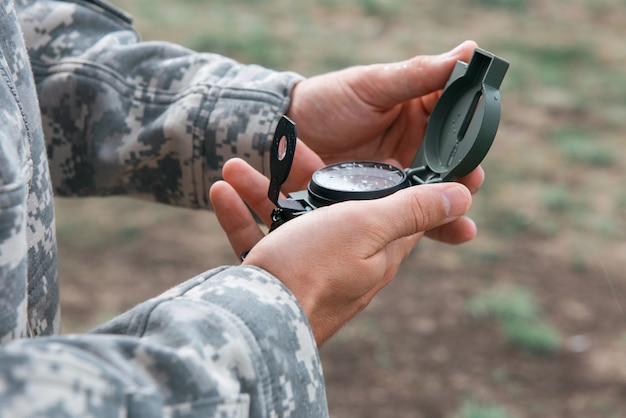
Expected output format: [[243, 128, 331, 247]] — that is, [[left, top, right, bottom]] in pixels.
[[222, 158, 276, 227]]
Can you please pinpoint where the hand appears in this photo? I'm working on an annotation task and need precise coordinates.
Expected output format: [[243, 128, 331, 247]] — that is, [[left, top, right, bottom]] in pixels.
[[209, 158, 474, 345], [216, 157, 483, 246], [283, 40, 479, 192]]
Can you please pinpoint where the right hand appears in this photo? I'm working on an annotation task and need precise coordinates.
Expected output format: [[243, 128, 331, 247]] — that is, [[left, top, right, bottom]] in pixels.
[[210, 159, 473, 345]]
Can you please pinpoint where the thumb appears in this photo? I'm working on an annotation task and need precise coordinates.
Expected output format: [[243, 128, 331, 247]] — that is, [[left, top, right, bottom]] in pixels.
[[364, 182, 472, 243]]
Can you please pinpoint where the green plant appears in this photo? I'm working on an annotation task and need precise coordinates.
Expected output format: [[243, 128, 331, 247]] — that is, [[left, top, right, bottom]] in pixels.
[[355, 0, 400, 17], [315, 0, 337, 6], [475, 206, 535, 238], [357, 0, 382, 15], [534, 45, 593, 88], [458, 398, 511, 418], [469, 286, 561, 354], [188, 22, 290, 68], [570, 253, 589, 273], [469, 286, 538, 321], [501, 318, 561, 354], [541, 186, 571, 212], [467, 0, 529, 10], [475, 249, 502, 265], [549, 128, 616, 167], [617, 193, 626, 210]]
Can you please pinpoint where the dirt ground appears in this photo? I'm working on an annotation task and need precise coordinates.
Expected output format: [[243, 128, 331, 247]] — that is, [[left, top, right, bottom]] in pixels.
[[56, 196, 626, 418], [321, 241, 626, 418]]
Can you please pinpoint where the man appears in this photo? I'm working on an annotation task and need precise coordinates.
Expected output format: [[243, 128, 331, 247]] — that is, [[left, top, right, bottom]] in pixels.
[[0, 0, 481, 415]]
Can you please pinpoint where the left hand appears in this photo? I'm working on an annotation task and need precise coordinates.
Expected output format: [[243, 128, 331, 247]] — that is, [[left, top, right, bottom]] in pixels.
[[282, 40, 479, 191], [210, 158, 476, 345], [210, 158, 481, 257]]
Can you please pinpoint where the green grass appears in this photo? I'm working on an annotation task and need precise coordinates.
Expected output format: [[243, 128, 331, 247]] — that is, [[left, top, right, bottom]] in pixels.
[[469, 286, 538, 320], [458, 398, 511, 418], [355, 0, 401, 17], [469, 286, 562, 354], [502, 319, 562, 354], [468, 0, 529, 9], [570, 252, 589, 273], [54, 197, 184, 251], [474, 249, 503, 265], [549, 127, 616, 167], [540, 186, 571, 212], [188, 22, 290, 68], [493, 38, 626, 116], [478, 207, 535, 238], [498, 42, 594, 86]]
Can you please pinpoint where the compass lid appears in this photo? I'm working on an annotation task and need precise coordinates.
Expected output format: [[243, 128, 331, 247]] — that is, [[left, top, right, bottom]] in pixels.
[[409, 48, 509, 184]]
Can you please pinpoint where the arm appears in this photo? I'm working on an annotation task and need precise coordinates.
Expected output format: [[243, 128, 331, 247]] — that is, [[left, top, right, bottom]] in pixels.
[[0, 266, 328, 417], [16, 0, 303, 208]]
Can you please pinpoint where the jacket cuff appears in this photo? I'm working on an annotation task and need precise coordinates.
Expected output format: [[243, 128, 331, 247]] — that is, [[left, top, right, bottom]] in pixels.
[[94, 265, 328, 416]]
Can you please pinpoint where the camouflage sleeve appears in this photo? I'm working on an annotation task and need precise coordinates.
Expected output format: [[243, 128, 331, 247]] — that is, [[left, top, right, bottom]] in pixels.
[[0, 265, 329, 417], [15, 0, 304, 208]]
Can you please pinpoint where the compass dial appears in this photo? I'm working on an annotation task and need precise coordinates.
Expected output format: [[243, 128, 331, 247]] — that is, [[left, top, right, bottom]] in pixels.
[[313, 162, 404, 191], [308, 162, 409, 204]]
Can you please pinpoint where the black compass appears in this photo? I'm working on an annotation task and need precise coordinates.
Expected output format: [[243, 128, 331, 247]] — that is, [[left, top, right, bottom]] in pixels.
[[266, 48, 509, 231]]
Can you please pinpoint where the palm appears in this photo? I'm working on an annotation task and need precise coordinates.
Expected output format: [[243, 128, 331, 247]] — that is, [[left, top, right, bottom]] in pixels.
[[309, 97, 436, 168], [287, 41, 477, 168]]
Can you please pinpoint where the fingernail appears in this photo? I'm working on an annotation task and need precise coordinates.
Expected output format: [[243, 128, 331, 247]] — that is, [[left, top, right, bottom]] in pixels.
[[443, 186, 469, 218]]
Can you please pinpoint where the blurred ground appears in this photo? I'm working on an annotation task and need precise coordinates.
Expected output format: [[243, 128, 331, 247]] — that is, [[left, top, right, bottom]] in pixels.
[[57, 0, 626, 416], [55, 198, 626, 417]]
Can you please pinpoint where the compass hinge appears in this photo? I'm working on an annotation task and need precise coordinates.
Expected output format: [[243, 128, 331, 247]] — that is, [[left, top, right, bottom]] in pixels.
[[406, 166, 442, 185]]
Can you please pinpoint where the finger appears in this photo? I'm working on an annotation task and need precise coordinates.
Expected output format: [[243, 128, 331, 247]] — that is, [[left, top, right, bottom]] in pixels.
[[425, 216, 477, 244], [354, 40, 478, 109], [455, 165, 485, 194], [361, 188, 472, 283], [282, 139, 325, 193], [209, 180, 266, 257], [382, 157, 403, 168], [360, 182, 472, 244], [222, 158, 276, 226]]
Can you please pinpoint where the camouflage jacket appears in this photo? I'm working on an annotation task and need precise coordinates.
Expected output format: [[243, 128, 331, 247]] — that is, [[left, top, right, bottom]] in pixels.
[[0, 0, 328, 416]]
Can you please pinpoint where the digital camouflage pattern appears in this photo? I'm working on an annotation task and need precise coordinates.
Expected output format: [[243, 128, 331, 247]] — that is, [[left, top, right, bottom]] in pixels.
[[0, 0, 58, 343], [0, 0, 328, 416], [1, 266, 327, 417]]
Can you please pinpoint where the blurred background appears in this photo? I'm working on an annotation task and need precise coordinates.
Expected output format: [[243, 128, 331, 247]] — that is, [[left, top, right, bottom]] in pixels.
[[57, 0, 626, 416]]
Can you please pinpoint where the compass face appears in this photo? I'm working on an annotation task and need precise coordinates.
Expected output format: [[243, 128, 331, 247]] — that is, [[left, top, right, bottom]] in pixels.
[[308, 162, 408, 204], [313, 162, 405, 191]]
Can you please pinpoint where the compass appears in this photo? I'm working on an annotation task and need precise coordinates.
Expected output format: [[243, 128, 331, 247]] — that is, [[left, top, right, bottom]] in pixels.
[[266, 48, 509, 231], [308, 161, 409, 204]]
